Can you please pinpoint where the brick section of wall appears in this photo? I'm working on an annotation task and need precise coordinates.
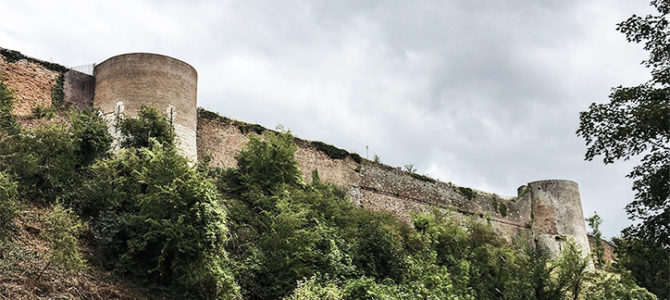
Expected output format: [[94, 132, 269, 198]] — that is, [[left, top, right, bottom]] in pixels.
[[0, 55, 60, 116], [63, 70, 95, 111], [197, 115, 534, 241], [588, 235, 616, 265]]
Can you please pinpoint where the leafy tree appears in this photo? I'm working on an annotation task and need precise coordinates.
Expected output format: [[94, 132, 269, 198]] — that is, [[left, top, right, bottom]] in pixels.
[[586, 213, 606, 267], [577, 0, 670, 246], [576, 1, 669, 297], [119, 106, 175, 149], [0, 109, 111, 203], [81, 142, 240, 299], [70, 108, 113, 164], [583, 270, 658, 300]]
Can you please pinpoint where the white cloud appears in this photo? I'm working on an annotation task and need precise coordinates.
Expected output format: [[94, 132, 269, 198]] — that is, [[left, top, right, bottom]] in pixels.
[[0, 0, 654, 237]]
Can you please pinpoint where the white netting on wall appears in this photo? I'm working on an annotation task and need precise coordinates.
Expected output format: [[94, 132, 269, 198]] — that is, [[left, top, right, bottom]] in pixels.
[[70, 63, 95, 75]]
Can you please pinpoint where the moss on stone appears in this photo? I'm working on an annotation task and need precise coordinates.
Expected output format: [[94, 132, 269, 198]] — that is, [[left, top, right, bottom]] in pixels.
[[458, 187, 475, 200], [0, 48, 68, 73], [311, 141, 349, 160]]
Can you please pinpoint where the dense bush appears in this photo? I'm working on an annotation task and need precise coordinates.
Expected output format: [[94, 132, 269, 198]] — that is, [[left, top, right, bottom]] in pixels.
[[80, 143, 240, 299], [119, 106, 175, 149], [42, 203, 87, 276], [0, 99, 656, 299], [0, 109, 111, 203], [0, 78, 18, 136], [0, 172, 18, 241]]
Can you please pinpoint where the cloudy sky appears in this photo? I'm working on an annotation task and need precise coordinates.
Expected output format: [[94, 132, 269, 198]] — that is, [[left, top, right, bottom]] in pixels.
[[1, 0, 655, 237]]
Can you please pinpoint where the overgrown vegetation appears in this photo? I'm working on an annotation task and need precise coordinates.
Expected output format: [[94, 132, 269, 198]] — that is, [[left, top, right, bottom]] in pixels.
[[576, 1, 669, 298], [458, 186, 475, 200], [198, 107, 266, 135], [0, 95, 657, 298], [39, 204, 87, 280], [51, 74, 65, 108], [0, 48, 69, 73], [586, 213, 606, 268]]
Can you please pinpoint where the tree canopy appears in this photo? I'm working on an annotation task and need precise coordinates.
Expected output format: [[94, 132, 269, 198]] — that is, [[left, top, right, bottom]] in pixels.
[[577, 1, 670, 298]]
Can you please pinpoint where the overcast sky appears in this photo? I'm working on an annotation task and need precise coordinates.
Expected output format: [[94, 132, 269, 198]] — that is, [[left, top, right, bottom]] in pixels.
[[1, 0, 655, 238]]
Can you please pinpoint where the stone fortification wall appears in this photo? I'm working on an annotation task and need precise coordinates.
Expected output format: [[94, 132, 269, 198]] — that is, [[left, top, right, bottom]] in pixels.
[[1, 48, 591, 257], [529, 180, 592, 256], [63, 69, 95, 111], [0, 50, 61, 116], [197, 113, 535, 241], [0, 49, 97, 117], [93, 53, 198, 161]]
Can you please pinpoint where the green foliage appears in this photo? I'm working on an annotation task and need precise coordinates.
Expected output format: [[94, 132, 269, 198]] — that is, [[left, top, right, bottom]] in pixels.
[[458, 187, 475, 200], [586, 213, 605, 267], [3, 123, 78, 203], [31, 104, 58, 119], [0, 109, 111, 203], [0, 78, 18, 136], [284, 276, 343, 300], [0, 49, 23, 63], [43, 203, 87, 276], [70, 108, 113, 165], [612, 235, 669, 299], [0, 172, 18, 241], [311, 141, 349, 160], [349, 153, 362, 164], [217, 130, 660, 299], [583, 270, 658, 300], [119, 106, 175, 149], [198, 108, 266, 135], [498, 202, 508, 216], [577, 2, 670, 297], [0, 48, 68, 72], [227, 132, 303, 196], [80, 143, 240, 299], [408, 172, 437, 183], [51, 74, 65, 108]]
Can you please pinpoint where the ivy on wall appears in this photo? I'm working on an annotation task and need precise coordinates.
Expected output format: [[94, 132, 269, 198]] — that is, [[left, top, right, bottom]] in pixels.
[[0, 48, 68, 73]]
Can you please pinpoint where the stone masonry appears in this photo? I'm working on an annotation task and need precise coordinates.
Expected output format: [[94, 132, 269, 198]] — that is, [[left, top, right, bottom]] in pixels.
[[0, 49, 593, 258]]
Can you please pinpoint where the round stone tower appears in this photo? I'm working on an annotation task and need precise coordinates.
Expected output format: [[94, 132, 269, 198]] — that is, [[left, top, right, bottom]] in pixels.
[[528, 180, 591, 259], [93, 53, 198, 161]]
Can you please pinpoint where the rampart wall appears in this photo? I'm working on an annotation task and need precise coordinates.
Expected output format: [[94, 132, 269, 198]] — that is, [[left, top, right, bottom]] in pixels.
[[197, 115, 534, 242], [0, 48, 593, 258]]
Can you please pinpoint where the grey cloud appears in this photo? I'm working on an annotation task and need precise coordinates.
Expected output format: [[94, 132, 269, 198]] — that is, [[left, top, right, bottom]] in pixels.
[[0, 0, 654, 237]]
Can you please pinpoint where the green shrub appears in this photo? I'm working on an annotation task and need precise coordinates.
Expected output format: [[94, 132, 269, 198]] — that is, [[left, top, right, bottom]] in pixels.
[[70, 108, 113, 164], [42, 203, 87, 276], [82, 143, 240, 299], [0, 172, 18, 241], [119, 106, 175, 149], [458, 187, 475, 200], [311, 141, 349, 160], [582, 270, 658, 300], [31, 104, 57, 119], [0, 109, 110, 204], [50, 74, 65, 108], [284, 276, 343, 300], [0, 78, 18, 136], [4, 123, 78, 202]]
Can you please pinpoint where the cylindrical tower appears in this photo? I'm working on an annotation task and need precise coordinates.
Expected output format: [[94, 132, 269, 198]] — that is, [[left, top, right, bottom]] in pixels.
[[93, 53, 198, 161], [529, 180, 591, 259]]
